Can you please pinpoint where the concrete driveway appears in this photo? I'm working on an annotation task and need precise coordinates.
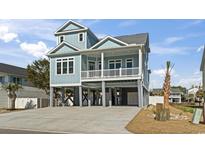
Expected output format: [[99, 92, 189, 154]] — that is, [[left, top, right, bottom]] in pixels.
[[0, 107, 140, 134]]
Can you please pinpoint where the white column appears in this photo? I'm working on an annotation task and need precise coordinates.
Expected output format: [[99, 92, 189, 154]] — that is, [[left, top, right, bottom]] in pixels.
[[88, 88, 91, 106], [50, 87, 53, 107], [138, 80, 143, 107], [79, 86, 82, 107], [109, 88, 112, 107], [139, 48, 142, 76], [102, 81, 106, 107], [101, 52, 104, 77]]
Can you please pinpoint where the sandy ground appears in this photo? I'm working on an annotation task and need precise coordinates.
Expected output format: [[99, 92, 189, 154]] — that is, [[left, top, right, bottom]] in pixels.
[[126, 105, 205, 134]]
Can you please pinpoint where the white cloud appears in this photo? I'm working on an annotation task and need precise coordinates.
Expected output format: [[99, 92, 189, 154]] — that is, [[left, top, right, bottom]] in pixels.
[[178, 77, 201, 88], [197, 45, 204, 52], [152, 68, 177, 77], [95, 33, 107, 38], [20, 41, 50, 58], [0, 25, 18, 43], [164, 36, 184, 45], [151, 44, 192, 55], [180, 20, 204, 29], [118, 20, 137, 27]]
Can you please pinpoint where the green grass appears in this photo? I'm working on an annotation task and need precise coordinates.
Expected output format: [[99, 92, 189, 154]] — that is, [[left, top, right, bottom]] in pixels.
[[171, 104, 195, 113]]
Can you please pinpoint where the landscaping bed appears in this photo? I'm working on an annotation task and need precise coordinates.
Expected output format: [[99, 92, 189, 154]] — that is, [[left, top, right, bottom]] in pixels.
[[126, 104, 205, 134]]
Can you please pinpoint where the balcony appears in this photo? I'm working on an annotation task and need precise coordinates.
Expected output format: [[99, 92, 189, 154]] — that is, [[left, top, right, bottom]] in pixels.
[[81, 67, 140, 81]]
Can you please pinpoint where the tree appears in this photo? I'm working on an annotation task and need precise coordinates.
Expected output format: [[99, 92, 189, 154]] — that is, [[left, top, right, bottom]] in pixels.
[[27, 58, 49, 95], [2, 83, 22, 109], [196, 89, 204, 106], [163, 61, 174, 109]]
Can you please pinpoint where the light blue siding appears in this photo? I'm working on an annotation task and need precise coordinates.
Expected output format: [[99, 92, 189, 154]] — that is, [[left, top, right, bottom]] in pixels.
[[63, 23, 82, 31], [52, 45, 77, 55], [94, 39, 123, 49], [64, 32, 86, 49], [50, 55, 81, 85]]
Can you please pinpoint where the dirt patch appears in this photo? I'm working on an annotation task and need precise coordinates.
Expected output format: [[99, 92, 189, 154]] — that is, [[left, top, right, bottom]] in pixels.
[[126, 105, 205, 134], [0, 109, 24, 114]]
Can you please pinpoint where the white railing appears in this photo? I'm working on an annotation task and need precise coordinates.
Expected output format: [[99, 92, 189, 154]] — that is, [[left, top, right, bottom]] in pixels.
[[81, 67, 139, 80]]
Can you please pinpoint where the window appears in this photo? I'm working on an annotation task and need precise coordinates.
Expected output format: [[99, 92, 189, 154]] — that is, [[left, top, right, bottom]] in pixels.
[[126, 59, 133, 68], [98, 61, 101, 70], [56, 57, 75, 75], [0, 76, 4, 83], [88, 61, 95, 70], [79, 33, 84, 42], [62, 59, 67, 74], [108, 60, 122, 69], [60, 36, 64, 43], [69, 58, 74, 74], [57, 59, 62, 74]]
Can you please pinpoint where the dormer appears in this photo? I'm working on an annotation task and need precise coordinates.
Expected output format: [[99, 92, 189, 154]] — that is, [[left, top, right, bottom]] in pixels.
[[54, 20, 98, 50]]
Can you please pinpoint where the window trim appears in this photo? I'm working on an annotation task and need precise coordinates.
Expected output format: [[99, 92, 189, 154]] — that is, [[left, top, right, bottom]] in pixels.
[[78, 33, 84, 42], [125, 58, 134, 68], [55, 57, 75, 75], [59, 35, 65, 43], [108, 59, 122, 69]]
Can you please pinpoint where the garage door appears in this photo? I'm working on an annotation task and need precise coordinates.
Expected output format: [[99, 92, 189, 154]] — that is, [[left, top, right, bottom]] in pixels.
[[127, 92, 138, 106]]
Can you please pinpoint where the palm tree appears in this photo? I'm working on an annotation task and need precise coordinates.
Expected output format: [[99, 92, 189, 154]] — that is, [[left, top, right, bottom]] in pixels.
[[163, 61, 174, 109], [2, 83, 22, 109]]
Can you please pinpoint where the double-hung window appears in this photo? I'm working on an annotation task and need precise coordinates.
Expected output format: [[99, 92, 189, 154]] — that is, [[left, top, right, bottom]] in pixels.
[[78, 33, 84, 42], [56, 57, 75, 75], [108, 60, 122, 69], [126, 58, 133, 68]]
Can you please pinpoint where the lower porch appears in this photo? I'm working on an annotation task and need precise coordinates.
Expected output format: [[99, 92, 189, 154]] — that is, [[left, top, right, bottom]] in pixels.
[[49, 80, 149, 107]]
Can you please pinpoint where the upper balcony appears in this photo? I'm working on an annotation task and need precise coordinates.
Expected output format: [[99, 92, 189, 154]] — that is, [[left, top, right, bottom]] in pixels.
[[81, 67, 140, 81]]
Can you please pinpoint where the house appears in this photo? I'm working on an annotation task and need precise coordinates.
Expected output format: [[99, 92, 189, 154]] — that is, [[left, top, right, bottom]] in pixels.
[[200, 46, 205, 101], [0, 63, 48, 108], [169, 88, 183, 103], [47, 20, 151, 107], [150, 87, 183, 104]]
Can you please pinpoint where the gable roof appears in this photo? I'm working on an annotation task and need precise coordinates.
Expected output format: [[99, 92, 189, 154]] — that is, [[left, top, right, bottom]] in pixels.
[[47, 41, 80, 55], [115, 33, 148, 45], [90, 36, 128, 49], [200, 45, 205, 71], [0, 63, 27, 77], [55, 20, 87, 35]]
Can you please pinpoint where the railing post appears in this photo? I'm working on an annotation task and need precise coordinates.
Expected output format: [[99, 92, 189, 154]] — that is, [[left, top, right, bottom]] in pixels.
[[139, 48, 142, 76], [101, 52, 104, 78], [120, 67, 122, 76]]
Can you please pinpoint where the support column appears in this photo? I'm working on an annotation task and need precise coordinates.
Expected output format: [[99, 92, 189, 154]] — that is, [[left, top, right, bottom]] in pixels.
[[139, 48, 142, 76], [50, 87, 53, 107], [101, 52, 104, 77], [102, 81, 106, 107], [79, 86, 82, 107], [61, 87, 65, 105], [88, 88, 91, 106], [108, 88, 112, 107], [138, 80, 143, 107]]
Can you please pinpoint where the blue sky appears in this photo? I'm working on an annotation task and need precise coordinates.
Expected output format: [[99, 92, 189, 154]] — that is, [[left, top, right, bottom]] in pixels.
[[0, 19, 204, 89]]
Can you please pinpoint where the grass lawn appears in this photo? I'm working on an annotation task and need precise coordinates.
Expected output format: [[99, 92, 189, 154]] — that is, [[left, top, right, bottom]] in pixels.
[[126, 104, 205, 134]]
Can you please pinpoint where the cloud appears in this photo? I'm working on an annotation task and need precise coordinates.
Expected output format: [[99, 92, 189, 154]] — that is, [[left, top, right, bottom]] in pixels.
[[76, 19, 101, 27], [164, 36, 184, 45], [0, 25, 18, 43], [180, 20, 204, 29], [152, 68, 177, 77], [151, 44, 193, 55], [197, 45, 204, 52], [118, 20, 137, 27], [20, 41, 50, 58], [95, 33, 107, 38]]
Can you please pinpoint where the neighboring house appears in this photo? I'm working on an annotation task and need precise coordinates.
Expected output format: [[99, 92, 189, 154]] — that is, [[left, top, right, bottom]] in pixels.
[[150, 88, 182, 103], [169, 88, 183, 103], [187, 86, 200, 101], [200, 46, 205, 101], [47, 20, 151, 107], [0, 63, 48, 108]]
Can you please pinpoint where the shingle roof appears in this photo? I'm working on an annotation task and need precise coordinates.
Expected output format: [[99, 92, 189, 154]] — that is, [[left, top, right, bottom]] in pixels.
[[0, 63, 27, 77], [114, 33, 148, 45]]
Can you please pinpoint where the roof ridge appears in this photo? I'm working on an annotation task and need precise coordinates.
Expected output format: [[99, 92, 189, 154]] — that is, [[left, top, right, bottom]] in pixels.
[[0, 63, 26, 69]]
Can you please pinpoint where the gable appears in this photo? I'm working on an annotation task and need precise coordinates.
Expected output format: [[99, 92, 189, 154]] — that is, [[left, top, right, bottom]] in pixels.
[[48, 42, 79, 56], [92, 37, 128, 49], [56, 20, 87, 33]]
